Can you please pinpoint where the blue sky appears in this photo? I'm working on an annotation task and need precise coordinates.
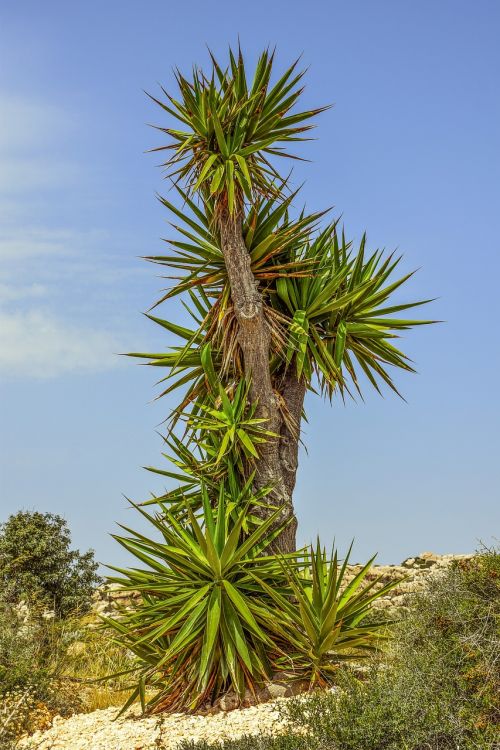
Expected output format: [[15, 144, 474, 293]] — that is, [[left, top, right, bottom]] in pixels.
[[0, 0, 499, 568]]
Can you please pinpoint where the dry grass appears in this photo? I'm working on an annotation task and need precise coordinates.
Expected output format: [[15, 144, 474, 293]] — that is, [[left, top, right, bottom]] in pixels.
[[60, 617, 137, 712]]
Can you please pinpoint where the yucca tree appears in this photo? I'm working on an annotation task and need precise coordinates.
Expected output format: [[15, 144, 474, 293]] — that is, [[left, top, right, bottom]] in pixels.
[[258, 541, 399, 687], [105, 497, 293, 712], [134, 46, 435, 553], [105, 498, 397, 712]]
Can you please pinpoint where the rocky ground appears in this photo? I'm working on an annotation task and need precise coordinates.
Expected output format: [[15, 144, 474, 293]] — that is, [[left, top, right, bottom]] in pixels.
[[18, 699, 293, 750], [18, 552, 472, 750]]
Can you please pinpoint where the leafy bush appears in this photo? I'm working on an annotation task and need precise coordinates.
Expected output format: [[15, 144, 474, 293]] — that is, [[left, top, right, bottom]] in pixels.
[[0, 510, 101, 617], [0, 595, 135, 742], [261, 541, 397, 687], [0, 598, 71, 698], [180, 737, 309, 750], [0, 513, 102, 742], [106, 495, 290, 713], [105, 496, 394, 713], [0, 597, 83, 743], [176, 547, 499, 750]]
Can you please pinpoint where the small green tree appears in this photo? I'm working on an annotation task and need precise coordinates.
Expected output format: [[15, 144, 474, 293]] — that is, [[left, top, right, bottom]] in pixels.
[[0, 511, 101, 617]]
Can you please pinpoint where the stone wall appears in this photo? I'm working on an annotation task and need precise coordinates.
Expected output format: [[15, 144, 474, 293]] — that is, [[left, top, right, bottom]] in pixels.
[[92, 552, 472, 619], [92, 583, 141, 617], [345, 551, 472, 617]]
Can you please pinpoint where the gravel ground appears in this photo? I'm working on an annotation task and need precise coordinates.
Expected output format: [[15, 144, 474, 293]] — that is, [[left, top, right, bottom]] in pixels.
[[18, 700, 293, 750]]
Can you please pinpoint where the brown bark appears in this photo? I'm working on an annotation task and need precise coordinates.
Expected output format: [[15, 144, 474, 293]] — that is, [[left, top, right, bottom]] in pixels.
[[218, 206, 304, 553], [279, 371, 306, 498], [275, 371, 306, 552]]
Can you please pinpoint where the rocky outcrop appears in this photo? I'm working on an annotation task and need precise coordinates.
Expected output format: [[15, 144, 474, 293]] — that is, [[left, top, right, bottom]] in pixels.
[[345, 551, 473, 617], [91, 582, 141, 618]]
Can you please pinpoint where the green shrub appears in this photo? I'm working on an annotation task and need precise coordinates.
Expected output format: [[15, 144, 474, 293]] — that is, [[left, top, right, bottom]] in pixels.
[[0, 510, 101, 617], [105, 497, 394, 713], [180, 738, 310, 750], [0, 599, 70, 697], [259, 540, 397, 687], [105, 496, 299, 714], [0, 600, 136, 742], [0, 597, 83, 743], [175, 547, 499, 750]]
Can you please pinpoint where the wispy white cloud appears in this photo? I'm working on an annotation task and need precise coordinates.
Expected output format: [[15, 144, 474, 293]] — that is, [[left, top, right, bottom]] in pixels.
[[0, 227, 78, 261], [0, 226, 143, 295], [0, 94, 77, 193], [0, 158, 78, 193], [0, 94, 148, 380], [0, 96, 71, 153], [0, 310, 124, 378], [0, 282, 47, 302]]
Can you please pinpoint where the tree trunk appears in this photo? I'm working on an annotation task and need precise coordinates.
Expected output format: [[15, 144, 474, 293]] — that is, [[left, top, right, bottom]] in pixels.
[[218, 207, 302, 553], [276, 371, 306, 552], [279, 371, 306, 499]]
